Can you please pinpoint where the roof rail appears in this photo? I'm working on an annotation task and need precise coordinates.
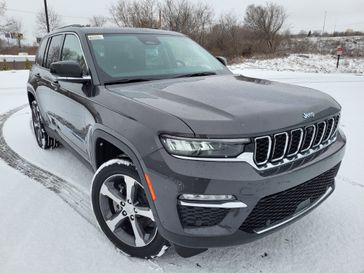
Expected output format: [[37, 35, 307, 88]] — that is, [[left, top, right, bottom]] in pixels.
[[56, 24, 85, 30]]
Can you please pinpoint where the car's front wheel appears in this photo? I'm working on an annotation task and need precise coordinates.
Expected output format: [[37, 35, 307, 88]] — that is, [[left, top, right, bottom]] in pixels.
[[91, 159, 169, 258]]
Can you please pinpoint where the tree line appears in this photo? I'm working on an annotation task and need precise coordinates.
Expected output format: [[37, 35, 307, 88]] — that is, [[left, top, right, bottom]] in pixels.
[[2, 0, 363, 58], [1, 0, 289, 57], [105, 0, 288, 57]]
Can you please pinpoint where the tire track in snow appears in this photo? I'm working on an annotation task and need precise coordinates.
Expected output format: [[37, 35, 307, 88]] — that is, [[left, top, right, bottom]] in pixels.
[[0, 105, 97, 228], [0, 105, 169, 268], [337, 175, 364, 189]]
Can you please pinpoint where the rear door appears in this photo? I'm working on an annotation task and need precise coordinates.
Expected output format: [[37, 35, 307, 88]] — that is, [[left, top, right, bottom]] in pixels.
[[35, 34, 64, 133], [28, 36, 48, 100]]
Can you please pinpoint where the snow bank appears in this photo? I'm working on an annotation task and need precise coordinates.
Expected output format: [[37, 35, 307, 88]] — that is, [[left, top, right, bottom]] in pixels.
[[230, 54, 364, 74]]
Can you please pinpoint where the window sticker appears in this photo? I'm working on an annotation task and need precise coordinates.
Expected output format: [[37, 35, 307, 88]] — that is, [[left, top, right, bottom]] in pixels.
[[88, 35, 104, 40]]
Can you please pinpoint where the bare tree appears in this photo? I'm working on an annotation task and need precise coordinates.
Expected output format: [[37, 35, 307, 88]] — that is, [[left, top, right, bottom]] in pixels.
[[217, 13, 241, 55], [6, 17, 23, 48], [0, 1, 5, 16], [244, 2, 287, 52], [160, 0, 191, 32], [0, 0, 9, 31], [89, 15, 109, 27], [36, 6, 63, 35], [191, 2, 213, 45], [110, 0, 159, 28], [160, 0, 213, 44], [0, 2, 24, 48]]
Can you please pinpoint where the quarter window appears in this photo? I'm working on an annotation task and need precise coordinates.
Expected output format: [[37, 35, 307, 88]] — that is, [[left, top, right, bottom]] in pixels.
[[45, 35, 63, 68], [61, 34, 88, 74], [35, 38, 48, 66]]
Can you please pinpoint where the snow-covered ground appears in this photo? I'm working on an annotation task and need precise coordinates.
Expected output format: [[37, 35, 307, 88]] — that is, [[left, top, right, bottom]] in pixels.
[[0, 69, 363, 273], [231, 54, 364, 74]]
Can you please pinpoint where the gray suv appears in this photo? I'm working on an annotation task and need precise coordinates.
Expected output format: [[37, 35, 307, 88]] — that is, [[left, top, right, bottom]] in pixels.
[[27, 26, 346, 258]]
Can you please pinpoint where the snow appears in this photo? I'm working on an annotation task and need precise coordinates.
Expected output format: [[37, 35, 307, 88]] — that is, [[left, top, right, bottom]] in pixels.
[[3, 107, 93, 195], [230, 54, 364, 74], [0, 161, 158, 273], [0, 69, 364, 273], [93, 158, 133, 182]]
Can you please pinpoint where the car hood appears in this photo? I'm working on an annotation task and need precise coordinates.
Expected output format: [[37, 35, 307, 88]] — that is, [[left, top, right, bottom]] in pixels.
[[106, 75, 341, 137]]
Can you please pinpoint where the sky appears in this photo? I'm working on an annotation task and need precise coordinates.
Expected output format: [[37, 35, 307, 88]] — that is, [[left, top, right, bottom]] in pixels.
[[4, 0, 364, 43]]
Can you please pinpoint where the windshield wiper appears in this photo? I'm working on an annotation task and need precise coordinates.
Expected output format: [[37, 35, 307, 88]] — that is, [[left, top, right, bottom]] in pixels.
[[104, 78, 153, 85], [104, 72, 217, 84], [173, 71, 217, 78]]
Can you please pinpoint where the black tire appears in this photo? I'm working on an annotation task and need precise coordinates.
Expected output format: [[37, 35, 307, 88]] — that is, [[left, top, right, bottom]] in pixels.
[[91, 159, 169, 258], [30, 100, 59, 150]]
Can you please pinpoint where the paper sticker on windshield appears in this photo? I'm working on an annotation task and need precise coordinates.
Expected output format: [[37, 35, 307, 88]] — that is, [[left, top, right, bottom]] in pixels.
[[88, 35, 104, 40]]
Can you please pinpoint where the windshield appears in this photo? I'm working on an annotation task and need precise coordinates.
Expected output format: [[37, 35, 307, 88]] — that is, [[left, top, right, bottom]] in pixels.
[[87, 33, 230, 83]]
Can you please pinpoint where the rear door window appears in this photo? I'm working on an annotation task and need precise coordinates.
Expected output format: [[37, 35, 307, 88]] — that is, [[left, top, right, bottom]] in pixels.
[[45, 35, 64, 68], [61, 34, 88, 74]]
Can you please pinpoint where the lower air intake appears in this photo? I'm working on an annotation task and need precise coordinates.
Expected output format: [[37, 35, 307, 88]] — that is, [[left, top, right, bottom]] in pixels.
[[178, 205, 229, 228], [240, 163, 341, 233]]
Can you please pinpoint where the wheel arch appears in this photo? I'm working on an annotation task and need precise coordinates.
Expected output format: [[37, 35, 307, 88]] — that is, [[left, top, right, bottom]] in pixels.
[[90, 127, 161, 222], [90, 127, 149, 185]]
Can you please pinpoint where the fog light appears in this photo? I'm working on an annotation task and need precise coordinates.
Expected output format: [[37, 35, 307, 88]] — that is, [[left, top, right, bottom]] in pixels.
[[179, 194, 236, 201]]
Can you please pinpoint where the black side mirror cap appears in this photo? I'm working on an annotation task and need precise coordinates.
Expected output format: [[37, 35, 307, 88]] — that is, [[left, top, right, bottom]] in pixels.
[[216, 56, 228, 66], [50, 60, 83, 78]]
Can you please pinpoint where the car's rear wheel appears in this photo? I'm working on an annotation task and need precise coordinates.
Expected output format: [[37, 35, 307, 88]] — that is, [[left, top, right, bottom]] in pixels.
[[30, 100, 59, 149], [91, 159, 169, 258]]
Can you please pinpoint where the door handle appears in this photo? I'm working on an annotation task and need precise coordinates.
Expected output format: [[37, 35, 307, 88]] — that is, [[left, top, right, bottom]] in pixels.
[[34, 73, 41, 80]]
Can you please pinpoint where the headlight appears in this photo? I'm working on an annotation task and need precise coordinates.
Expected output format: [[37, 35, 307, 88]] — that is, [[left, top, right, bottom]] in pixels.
[[160, 135, 249, 158]]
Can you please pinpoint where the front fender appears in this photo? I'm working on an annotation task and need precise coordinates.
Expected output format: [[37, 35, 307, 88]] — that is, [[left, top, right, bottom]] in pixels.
[[89, 126, 164, 229]]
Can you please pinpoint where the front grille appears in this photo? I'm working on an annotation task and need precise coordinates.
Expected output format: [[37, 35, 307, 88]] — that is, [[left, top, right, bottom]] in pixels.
[[254, 114, 340, 166], [240, 164, 340, 233], [178, 205, 229, 228]]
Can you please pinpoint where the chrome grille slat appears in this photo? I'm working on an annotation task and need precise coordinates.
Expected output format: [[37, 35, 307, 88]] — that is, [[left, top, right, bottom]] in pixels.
[[331, 115, 340, 138], [253, 114, 340, 167], [301, 125, 316, 152], [322, 118, 334, 143], [254, 136, 272, 166], [312, 121, 326, 148], [271, 132, 289, 162], [287, 128, 303, 157]]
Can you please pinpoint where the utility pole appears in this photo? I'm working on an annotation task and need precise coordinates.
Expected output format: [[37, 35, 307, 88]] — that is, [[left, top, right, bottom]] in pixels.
[[43, 0, 50, 33]]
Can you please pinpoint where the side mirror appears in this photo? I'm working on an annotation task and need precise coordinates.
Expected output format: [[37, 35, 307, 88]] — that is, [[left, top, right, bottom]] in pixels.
[[216, 56, 228, 66], [50, 60, 90, 83]]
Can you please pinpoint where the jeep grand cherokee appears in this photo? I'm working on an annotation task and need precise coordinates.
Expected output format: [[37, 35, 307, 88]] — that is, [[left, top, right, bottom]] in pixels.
[[27, 26, 346, 258]]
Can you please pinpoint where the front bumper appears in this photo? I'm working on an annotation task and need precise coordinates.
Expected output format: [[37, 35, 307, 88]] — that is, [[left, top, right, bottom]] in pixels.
[[144, 129, 346, 248]]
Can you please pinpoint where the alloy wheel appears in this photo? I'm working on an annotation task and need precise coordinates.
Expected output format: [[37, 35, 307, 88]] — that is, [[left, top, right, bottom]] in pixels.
[[98, 174, 158, 248], [31, 101, 46, 148]]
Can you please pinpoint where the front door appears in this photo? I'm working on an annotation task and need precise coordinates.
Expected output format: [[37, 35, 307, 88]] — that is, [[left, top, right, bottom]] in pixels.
[[39, 33, 95, 161]]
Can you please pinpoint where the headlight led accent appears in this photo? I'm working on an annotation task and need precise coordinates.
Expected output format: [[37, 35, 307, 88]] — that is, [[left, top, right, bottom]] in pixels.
[[160, 135, 249, 158]]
